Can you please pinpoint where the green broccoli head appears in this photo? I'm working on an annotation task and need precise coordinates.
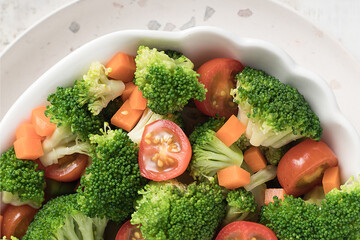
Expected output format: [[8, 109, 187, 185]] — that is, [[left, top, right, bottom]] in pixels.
[[260, 175, 360, 239], [23, 194, 108, 240], [189, 117, 243, 180], [74, 61, 125, 115], [46, 86, 104, 141], [131, 179, 226, 240], [127, 107, 184, 145], [134, 46, 206, 115], [223, 187, 257, 225], [77, 127, 148, 222], [231, 67, 322, 148], [316, 176, 360, 239], [0, 147, 45, 208]]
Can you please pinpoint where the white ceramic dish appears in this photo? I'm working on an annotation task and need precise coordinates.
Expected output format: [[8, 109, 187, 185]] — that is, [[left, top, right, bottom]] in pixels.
[[1, 27, 359, 185]]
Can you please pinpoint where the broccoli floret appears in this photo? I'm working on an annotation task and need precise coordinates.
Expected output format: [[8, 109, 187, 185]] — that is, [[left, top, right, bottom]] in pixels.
[[223, 187, 257, 225], [235, 133, 252, 151], [46, 86, 104, 141], [231, 67, 322, 148], [131, 179, 226, 240], [134, 46, 206, 115], [260, 175, 360, 239], [189, 117, 244, 180], [0, 147, 45, 208], [43, 86, 104, 166], [127, 108, 183, 144], [23, 194, 108, 240], [74, 61, 125, 115], [316, 176, 360, 239], [260, 195, 320, 240], [77, 127, 148, 222]]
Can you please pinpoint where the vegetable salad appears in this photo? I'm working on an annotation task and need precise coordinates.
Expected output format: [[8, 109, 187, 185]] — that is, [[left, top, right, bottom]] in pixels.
[[1, 46, 359, 240]]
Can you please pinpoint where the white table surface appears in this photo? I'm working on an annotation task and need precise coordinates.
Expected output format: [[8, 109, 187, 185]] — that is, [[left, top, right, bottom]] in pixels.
[[1, 0, 359, 61]]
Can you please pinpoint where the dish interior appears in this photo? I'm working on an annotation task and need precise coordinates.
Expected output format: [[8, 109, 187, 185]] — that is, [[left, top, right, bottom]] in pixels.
[[1, 27, 359, 184]]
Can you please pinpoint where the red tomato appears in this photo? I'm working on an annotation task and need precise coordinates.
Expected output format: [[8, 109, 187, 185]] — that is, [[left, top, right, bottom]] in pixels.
[[277, 139, 338, 196], [1, 205, 38, 239], [139, 119, 191, 181], [115, 220, 144, 240], [215, 221, 278, 240], [44, 154, 88, 182], [195, 58, 244, 118]]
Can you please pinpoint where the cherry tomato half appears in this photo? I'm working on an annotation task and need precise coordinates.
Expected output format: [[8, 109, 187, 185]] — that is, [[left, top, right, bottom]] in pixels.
[[1, 205, 38, 239], [277, 139, 338, 196], [195, 58, 244, 118], [115, 220, 144, 240], [139, 119, 191, 181], [215, 221, 278, 240], [44, 154, 88, 182]]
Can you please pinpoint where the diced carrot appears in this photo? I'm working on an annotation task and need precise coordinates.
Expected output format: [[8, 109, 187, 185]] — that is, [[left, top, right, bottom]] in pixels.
[[265, 188, 287, 205], [244, 147, 267, 173], [322, 166, 341, 194], [128, 86, 147, 110], [216, 115, 246, 147], [14, 137, 44, 160], [121, 82, 137, 101], [106, 52, 136, 82], [217, 165, 250, 189], [31, 106, 56, 137], [15, 122, 42, 140], [111, 100, 144, 132]]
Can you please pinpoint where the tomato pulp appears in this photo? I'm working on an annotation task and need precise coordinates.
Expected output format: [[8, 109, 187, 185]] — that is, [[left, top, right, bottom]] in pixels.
[[139, 120, 191, 181]]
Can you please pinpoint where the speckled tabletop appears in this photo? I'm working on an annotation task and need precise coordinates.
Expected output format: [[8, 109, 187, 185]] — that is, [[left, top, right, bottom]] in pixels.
[[1, 0, 359, 60]]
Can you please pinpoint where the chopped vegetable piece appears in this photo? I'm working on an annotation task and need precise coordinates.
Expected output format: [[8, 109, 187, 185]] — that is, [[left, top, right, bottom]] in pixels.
[[217, 165, 250, 189], [106, 52, 136, 82], [277, 139, 338, 196], [31, 106, 56, 137], [13, 138, 43, 160], [115, 220, 144, 240], [128, 86, 148, 110], [265, 188, 287, 205], [244, 146, 267, 173], [1, 204, 38, 239], [216, 115, 246, 147], [15, 122, 41, 140], [139, 119, 191, 181], [44, 154, 88, 182], [322, 166, 340, 194], [111, 99, 144, 132], [121, 81, 136, 101], [215, 221, 277, 240], [195, 58, 244, 118]]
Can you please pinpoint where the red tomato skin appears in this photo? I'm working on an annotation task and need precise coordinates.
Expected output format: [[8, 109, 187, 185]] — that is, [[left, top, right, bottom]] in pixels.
[[277, 139, 338, 196], [139, 120, 192, 181], [195, 58, 244, 118], [1, 204, 38, 239], [215, 221, 278, 240], [44, 154, 88, 182], [115, 220, 141, 240]]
